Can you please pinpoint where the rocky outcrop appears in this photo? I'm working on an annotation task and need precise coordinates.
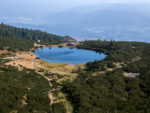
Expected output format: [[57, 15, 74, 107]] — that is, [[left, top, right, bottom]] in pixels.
[[64, 35, 78, 43]]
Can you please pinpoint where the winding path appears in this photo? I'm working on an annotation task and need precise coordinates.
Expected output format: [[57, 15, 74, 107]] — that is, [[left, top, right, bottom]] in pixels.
[[33, 56, 54, 110], [33, 55, 73, 113]]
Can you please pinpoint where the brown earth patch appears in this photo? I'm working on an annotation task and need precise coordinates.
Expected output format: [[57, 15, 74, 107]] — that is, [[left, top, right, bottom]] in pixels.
[[10, 110, 18, 113], [0, 50, 8, 55], [22, 95, 27, 106], [124, 72, 140, 78], [131, 56, 142, 62], [6, 51, 36, 69]]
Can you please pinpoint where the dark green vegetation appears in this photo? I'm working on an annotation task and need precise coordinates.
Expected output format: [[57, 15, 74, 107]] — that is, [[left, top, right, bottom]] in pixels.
[[51, 103, 66, 113], [0, 36, 34, 51], [1, 23, 150, 113], [0, 33, 65, 113], [0, 53, 50, 113], [63, 40, 150, 113], [0, 23, 64, 44]]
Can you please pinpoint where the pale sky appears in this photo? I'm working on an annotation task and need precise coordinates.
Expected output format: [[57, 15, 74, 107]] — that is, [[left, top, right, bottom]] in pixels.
[[1, 0, 150, 25], [1, 0, 150, 41], [1, 0, 150, 13]]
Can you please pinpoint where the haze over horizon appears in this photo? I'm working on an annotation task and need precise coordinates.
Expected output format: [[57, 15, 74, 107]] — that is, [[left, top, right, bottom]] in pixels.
[[1, 0, 150, 42]]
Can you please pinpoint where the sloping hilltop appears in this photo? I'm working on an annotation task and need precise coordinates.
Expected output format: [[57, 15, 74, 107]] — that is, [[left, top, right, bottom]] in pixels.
[[0, 24, 150, 113], [0, 37, 52, 113], [0, 24, 78, 113], [63, 40, 150, 113], [0, 23, 64, 44]]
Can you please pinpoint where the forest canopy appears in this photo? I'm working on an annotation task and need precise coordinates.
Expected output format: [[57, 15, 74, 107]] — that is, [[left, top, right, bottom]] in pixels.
[[0, 23, 64, 44], [63, 40, 150, 113], [0, 36, 34, 51]]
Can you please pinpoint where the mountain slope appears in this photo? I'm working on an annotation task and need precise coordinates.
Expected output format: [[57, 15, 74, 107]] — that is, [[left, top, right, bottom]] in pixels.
[[0, 23, 64, 44], [9, 3, 150, 42], [43, 4, 150, 41]]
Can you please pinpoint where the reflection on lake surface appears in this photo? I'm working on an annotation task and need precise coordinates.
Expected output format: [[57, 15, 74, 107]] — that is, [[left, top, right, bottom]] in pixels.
[[35, 47, 106, 65]]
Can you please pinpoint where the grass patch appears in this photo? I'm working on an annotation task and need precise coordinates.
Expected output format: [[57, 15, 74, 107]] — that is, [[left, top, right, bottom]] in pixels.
[[41, 61, 68, 68]]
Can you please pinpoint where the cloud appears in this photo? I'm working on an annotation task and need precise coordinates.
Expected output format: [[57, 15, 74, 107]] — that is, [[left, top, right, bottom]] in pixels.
[[0, 0, 150, 24], [1, 0, 150, 15], [0, 16, 44, 25], [10, 17, 33, 24], [17, 17, 33, 22]]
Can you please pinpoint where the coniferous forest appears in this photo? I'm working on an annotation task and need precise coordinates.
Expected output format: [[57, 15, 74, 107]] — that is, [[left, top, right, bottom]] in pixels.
[[0, 36, 34, 51], [62, 40, 150, 113], [0, 24, 150, 113], [0, 23, 64, 44]]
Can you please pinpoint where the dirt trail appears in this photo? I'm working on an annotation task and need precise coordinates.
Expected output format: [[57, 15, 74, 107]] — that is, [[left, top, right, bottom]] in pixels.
[[48, 91, 54, 108], [5, 50, 73, 112], [34, 57, 73, 113], [36, 71, 54, 109], [34, 56, 54, 109]]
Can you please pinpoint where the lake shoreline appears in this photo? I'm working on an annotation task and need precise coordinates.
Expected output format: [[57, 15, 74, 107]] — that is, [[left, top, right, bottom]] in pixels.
[[35, 47, 106, 65]]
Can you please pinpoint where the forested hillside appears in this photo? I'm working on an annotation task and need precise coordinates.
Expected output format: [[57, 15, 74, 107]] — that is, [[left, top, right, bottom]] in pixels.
[[0, 60, 51, 113], [1, 24, 150, 113], [0, 34, 66, 113], [0, 36, 50, 113], [0, 23, 64, 44], [63, 40, 150, 113], [0, 36, 34, 51]]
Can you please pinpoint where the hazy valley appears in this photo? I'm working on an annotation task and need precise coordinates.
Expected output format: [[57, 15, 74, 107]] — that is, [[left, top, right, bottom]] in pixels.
[[1, 3, 150, 42]]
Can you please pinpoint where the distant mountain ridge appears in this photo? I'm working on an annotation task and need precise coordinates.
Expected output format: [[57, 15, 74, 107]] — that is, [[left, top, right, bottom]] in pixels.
[[43, 4, 150, 42], [4, 3, 150, 42]]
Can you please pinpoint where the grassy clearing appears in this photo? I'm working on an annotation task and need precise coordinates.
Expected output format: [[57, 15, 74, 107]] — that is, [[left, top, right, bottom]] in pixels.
[[37, 59, 83, 76], [57, 92, 73, 113], [41, 61, 68, 68]]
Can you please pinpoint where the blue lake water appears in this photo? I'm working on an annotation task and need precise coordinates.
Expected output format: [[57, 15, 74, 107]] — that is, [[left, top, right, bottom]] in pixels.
[[35, 47, 106, 65]]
